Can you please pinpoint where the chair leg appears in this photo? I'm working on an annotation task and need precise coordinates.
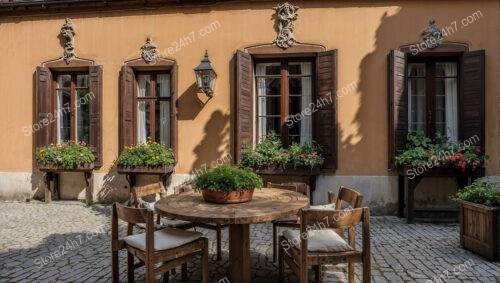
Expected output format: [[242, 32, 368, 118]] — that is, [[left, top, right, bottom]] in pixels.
[[273, 224, 277, 262], [202, 239, 209, 283], [112, 250, 119, 283], [362, 259, 371, 283], [163, 271, 169, 283], [299, 264, 307, 283], [181, 263, 188, 281], [127, 252, 135, 283], [216, 225, 222, 261], [145, 260, 155, 283], [348, 262, 354, 283], [278, 241, 285, 283], [314, 265, 321, 282]]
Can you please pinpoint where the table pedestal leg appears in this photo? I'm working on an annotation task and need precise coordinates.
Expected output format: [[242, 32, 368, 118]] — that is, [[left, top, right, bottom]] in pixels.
[[229, 224, 250, 283]]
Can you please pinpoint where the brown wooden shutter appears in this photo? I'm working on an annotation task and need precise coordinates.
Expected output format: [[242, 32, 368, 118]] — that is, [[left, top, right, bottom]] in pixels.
[[170, 63, 179, 159], [315, 50, 338, 170], [234, 50, 253, 164], [88, 65, 103, 167], [35, 66, 53, 148], [388, 49, 407, 170], [119, 65, 135, 152], [460, 50, 485, 151]]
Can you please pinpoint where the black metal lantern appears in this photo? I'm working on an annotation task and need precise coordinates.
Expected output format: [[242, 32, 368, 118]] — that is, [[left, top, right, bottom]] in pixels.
[[194, 50, 217, 97]]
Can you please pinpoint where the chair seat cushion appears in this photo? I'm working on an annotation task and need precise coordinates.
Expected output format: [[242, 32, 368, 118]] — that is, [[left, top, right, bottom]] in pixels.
[[161, 218, 193, 227], [282, 229, 353, 252], [310, 203, 335, 210], [124, 227, 202, 251]]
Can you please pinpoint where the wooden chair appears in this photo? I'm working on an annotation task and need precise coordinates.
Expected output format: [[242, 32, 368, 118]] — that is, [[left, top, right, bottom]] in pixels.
[[279, 207, 371, 283], [133, 182, 227, 261], [331, 186, 364, 210], [111, 203, 209, 283], [268, 182, 310, 262]]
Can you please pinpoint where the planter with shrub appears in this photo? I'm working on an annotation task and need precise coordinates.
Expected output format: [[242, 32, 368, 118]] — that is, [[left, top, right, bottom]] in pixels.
[[36, 141, 96, 171], [116, 138, 175, 174], [451, 179, 500, 260]]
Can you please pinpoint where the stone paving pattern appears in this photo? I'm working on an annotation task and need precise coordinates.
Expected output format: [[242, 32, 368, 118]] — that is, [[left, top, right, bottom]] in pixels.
[[0, 201, 499, 283]]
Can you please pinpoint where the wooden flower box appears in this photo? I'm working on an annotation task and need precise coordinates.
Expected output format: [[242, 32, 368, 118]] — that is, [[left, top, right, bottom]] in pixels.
[[459, 200, 500, 261], [251, 164, 320, 176], [37, 162, 94, 172], [117, 164, 175, 175]]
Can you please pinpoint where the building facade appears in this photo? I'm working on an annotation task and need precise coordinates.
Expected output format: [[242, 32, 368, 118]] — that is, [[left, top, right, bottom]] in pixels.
[[0, 0, 498, 214]]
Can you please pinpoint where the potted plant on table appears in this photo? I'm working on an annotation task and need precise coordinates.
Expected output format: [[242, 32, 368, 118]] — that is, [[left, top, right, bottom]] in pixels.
[[194, 164, 263, 204], [36, 141, 95, 171], [241, 132, 324, 175], [116, 138, 175, 174], [451, 178, 500, 260]]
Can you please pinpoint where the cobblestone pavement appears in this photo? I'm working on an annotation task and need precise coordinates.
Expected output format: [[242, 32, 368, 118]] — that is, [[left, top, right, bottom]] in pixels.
[[0, 201, 499, 283]]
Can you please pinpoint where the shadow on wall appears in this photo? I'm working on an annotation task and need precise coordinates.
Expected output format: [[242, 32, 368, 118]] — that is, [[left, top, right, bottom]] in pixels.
[[347, 7, 459, 209], [177, 83, 210, 121], [191, 110, 231, 173]]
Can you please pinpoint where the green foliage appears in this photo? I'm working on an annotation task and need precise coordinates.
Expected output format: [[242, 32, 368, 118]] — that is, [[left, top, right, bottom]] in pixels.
[[395, 131, 487, 171], [451, 179, 500, 207], [240, 132, 324, 169], [116, 138, 174, 166], [194, 164, 263, 192], [36, 141, 95, 169]]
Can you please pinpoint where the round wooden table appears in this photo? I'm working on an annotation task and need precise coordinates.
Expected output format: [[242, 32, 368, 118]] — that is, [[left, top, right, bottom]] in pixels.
[[155, 188, 309, 283]]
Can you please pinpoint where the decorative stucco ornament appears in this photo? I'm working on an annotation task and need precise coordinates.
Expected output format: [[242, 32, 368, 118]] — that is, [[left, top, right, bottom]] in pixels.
[[60, 18, 76, 64], [420, 19, 443, 49], [273, 3, 299, 49], [141, 37, 158, 64]]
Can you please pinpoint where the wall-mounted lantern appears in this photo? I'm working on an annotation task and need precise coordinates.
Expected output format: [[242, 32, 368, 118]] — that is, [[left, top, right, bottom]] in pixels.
[[194, 50, 217, 97]]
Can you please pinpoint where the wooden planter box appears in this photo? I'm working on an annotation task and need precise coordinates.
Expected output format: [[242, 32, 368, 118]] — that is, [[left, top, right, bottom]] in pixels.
[[459, 200, 500, 260], [117, 164, 174, 175], [252, 164, 320, 176], [38, 162, 94, 172]]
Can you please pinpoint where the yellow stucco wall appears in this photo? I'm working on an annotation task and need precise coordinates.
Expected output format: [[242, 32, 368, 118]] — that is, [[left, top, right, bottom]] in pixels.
[[0, 0, 498, 177]]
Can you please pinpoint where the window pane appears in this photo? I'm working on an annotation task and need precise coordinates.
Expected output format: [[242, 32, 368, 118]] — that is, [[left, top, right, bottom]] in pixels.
[[436, 62, 457, 77], [288, 62, 312, 75], [435, 62, 458, 141], [137, 75, 151, 97], [408, 75, 425, 132], [76, 75, 89, 88], [156, 74, 170, 97], [57, 90, 71, 142], [155, 101, 170, 147], [137, 101, 150, 143], [258, 97, 280, 116], [256, 78, 280, 96], [256, 62, 281, 76], [76, 89, 90, 144], [408, 63, 425, 77], [289, 77, 312, 95], [57, 74, 71, 89], [258, 117, 281, 141]]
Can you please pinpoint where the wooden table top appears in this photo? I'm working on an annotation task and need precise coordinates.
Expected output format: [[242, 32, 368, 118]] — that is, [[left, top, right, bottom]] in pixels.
[[155, 188, 309, 225]]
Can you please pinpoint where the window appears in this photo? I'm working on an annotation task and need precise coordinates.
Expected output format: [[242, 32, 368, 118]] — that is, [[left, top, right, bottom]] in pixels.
[[255, 60, 313, 145], [407, 59, 458, 140], [388, 48, 485, 169], [135, 72, 171, 147], [36, 64, 102, 166], [235, 49, 338, 169], [55, 73, 90, 144]]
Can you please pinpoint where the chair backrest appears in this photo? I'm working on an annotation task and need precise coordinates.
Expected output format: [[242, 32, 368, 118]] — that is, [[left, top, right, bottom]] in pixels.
[[267, 182, 310, 198], [132, 182, 164, 207], [298, 207, 370, 258], [114, 202, 153, 224], [335, 186, 364, 210]]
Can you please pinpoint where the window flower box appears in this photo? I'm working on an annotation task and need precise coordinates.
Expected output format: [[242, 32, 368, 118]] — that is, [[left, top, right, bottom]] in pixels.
[[38, 162, 94, 172], [251, 164, 320, 176], [36, 142, 96, 172], [116, 164, 174, 175]]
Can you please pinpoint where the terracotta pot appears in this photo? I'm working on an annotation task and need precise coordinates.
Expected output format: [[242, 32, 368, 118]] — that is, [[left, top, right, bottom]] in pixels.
[[202, 189, 255, 204]]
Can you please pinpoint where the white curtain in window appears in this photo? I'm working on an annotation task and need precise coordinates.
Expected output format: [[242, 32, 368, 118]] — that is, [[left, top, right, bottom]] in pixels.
[[443, 63, 458, 141], [160, 101, 170, 147], [299, 62, 312, 144], [137, 76, 148, 144], [256, 64, 267, 141]]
